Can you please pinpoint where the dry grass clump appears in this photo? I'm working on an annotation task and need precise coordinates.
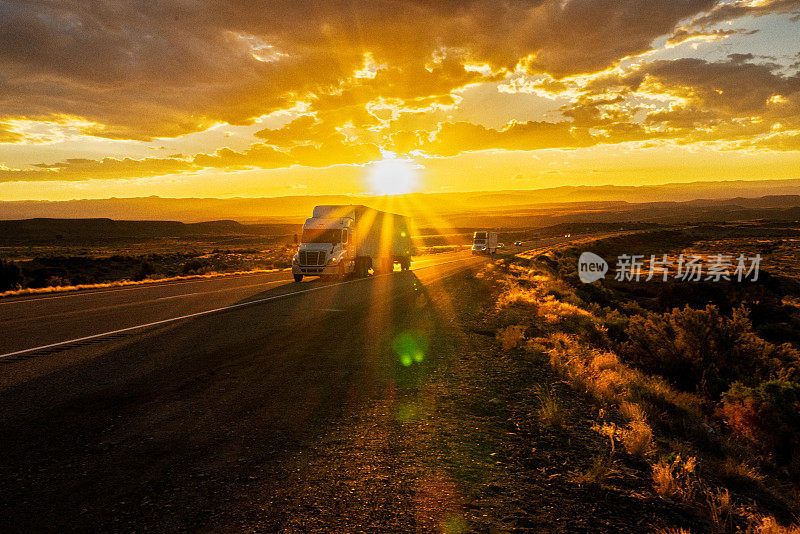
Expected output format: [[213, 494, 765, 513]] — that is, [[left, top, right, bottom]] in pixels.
[[542, 333, 702, 424], [705, 488, 732, 533], [537, 389, 565, 427], [652, 455, 697, 500], [590, 419, 652, 458], [753, 516, 800, 534], [621, 420, 653, 457], [494, 269, 603, 335], [714, 457, 765, 486], [619, 401, 647, 423], [496, 284, 539, 308], [571, 454, 615, 486], [498, 325, 526, 350]]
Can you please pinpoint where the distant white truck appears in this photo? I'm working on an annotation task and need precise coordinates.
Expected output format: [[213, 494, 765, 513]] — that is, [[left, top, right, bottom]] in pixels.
[[292, 205, 413, 282], [472, 231, 498, 255]]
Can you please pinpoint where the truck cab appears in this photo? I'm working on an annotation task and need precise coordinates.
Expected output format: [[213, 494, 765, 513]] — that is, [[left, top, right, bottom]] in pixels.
[[472, 231, 498, 255], [292, 214, 355, 282]]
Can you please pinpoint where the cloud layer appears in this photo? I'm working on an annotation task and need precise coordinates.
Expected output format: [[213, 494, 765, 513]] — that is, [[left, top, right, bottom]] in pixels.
[[1, 0, 800, 182]]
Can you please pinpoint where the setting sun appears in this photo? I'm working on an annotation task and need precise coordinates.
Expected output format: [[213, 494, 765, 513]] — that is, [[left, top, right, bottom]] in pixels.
[[366, 157, 419, 196]]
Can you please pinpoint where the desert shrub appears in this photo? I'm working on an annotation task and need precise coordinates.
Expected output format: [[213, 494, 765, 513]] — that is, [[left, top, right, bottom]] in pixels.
[[652, 455, 697, 501], [134, 261, 156, 281], [623, 305, 800, 398], [498, 325, 526, 350], [181, 259, 209, 274], [0, 258, 24, 291], [720, 381, 800, 466], [44, 275, 71, 287]]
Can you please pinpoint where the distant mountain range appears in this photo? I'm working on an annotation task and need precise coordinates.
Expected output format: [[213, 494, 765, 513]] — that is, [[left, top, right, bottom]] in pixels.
[[2, 178, 800, 223], [0, 218, 308, 245]]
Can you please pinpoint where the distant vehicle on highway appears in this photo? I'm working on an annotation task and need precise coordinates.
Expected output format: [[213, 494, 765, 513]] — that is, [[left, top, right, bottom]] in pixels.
[[472, 231, 498, 255], [292, 205, 413, 282], [564, 233, 572, 238], [514, 241, 523, 246]]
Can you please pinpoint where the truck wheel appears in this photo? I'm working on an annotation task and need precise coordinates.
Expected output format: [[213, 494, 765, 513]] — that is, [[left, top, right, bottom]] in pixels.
[[293, 273, 303, 282]]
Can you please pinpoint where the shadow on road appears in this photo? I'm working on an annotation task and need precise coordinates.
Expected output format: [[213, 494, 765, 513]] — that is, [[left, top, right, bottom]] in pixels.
[[0, 267, 460, 532]]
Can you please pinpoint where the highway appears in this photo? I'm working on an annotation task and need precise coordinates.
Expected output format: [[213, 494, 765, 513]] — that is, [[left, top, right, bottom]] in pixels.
[[0, 235, 592, 531], [0, 249, 496, 531], [0, 253, 478, 359]]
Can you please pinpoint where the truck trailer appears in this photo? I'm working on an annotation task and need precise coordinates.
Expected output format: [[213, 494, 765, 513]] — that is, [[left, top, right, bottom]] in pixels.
[[292, 205, 413, 282]]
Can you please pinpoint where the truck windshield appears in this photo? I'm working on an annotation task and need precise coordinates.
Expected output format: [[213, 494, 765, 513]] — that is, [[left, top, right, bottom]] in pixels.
[[475, 232, 487, 240], [301, 228, 342, 244]]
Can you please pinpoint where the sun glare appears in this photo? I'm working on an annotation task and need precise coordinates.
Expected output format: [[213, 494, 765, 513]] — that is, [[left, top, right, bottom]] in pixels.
[[366, 158, 419, 196]]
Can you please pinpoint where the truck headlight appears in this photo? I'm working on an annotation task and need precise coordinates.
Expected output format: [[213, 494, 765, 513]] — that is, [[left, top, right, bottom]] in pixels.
[[329, 256, 338, 264], [292, 254, 299, 265]]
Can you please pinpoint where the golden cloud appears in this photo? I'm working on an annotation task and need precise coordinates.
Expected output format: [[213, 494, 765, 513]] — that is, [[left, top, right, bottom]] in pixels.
[[2, 0, 799, 185], [0, 0, 741, 141], [416, 120, 596, 156], [0, 157, 196, 182]]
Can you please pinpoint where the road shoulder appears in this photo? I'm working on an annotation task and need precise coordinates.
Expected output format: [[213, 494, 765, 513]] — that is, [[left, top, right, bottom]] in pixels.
[[213, 266, 703, 532]]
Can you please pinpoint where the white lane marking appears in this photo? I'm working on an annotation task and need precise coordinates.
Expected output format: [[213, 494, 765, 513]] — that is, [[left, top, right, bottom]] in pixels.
[[154, 279, 288, 301], [0, 279, 293, 326], [0, 254, 480, 360], [156, 292, 204, 301], [0, 271, 286, 306], [0, 276, 371, 359]]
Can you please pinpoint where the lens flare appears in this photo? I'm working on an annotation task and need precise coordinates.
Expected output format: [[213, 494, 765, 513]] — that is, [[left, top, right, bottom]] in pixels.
[[392, 330, 428, 367]]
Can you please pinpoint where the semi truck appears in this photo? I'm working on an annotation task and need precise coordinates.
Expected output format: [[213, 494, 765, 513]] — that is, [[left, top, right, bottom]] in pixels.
[[472, 231, 498, 255], [291, 205, 413, 282]]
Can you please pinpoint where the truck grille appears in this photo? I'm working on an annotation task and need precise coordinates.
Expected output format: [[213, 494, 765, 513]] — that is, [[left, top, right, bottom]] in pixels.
[[299, 251, 326, 266]]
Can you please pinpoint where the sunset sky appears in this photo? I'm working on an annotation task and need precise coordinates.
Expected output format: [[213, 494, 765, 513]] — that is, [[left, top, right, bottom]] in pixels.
[[1, 0, 799, 200]]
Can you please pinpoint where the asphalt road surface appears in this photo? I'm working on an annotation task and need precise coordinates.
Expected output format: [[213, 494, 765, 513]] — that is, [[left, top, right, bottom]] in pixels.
[[0, 241, 576, 532], [0, 249, 492, 530]]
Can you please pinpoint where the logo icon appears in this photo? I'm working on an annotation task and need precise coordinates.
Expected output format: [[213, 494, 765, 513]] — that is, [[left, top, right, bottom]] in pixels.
[[578, 252, 608, 283]]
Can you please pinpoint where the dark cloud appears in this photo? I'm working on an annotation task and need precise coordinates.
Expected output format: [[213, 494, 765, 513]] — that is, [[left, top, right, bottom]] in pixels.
[[635, 58, 800, 116], [0, 0, 727, 140], [686, 0, 800, 28], [728, 53, 755, 64]]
